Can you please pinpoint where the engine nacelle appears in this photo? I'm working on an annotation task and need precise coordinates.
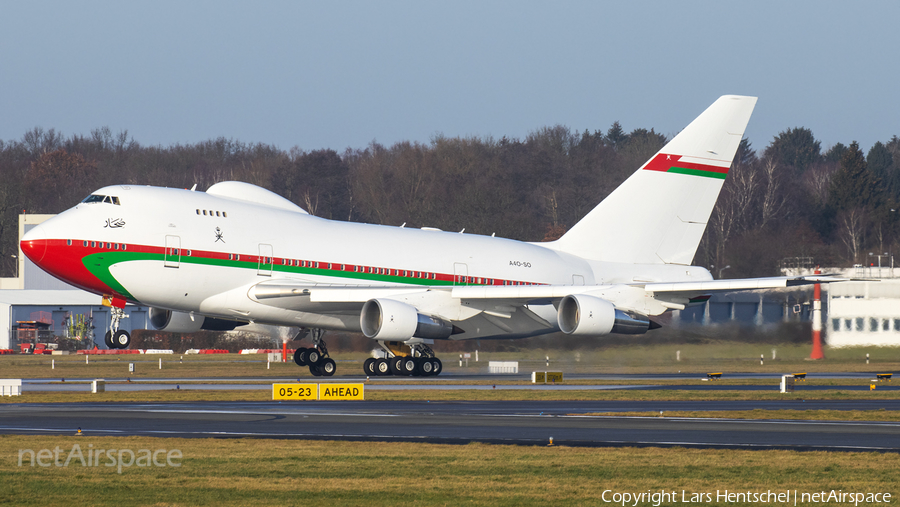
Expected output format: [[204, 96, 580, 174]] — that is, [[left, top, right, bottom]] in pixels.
[[360, 299, 454, 340], [150, 308, 205, 333], [150, 308, 247, 333], [557, 294, 651, 336]]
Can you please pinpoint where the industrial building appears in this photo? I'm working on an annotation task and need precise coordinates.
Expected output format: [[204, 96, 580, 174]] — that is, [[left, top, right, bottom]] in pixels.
[[827, 279, 900, 348]]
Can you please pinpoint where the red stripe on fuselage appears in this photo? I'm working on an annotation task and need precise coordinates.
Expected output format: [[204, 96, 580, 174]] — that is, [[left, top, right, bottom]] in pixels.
[[23, 237, 546, 297], [642, 153, 729, 175], [20, 239, 119, 296]]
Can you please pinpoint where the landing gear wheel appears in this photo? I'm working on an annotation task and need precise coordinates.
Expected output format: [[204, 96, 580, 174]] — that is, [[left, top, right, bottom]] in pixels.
[[363, 358, 376, 376], [417, 357, 434, 376], [307, 349, 321, 364], [112, 330, 130, 349], [389, 356, 404, 376], [294, 348, 309, 366], [104, 331, 114, 349], [319, 358, 336, 376], [430, 358, 442, 376], [400, 357, 417, 376], [374, 358, 391, 376], [309, 363, 323, 376]]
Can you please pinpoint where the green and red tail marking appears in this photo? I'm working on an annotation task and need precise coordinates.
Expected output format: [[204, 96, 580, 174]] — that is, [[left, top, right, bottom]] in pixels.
[[643, 154, 729, 180]]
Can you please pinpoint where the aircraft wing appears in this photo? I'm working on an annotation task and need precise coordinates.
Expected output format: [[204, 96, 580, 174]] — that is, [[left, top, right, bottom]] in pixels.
[[642, 275, 848, 295], [248, 275, 848, 327], [252, 275, 846, 306], [449, 275, 847, 300]]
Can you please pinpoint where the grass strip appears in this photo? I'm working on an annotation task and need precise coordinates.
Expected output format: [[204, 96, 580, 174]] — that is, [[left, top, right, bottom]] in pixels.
[[1, 435, 897, 506]]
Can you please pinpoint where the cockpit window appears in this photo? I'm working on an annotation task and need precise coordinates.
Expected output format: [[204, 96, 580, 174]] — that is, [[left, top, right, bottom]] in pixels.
[[81, 194, 121, 205]]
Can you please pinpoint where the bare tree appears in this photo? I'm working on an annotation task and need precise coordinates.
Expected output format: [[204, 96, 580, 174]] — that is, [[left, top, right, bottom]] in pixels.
[[802, 161, 839, 205], [837, 207, 867, 263], [708, 161, 759, 269], [758, 156, 786, 228]]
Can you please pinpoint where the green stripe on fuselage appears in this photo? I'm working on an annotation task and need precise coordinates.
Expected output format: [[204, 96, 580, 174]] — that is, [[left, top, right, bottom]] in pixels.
[[83, 251, 461, 299], [82, 251, 158, 299]]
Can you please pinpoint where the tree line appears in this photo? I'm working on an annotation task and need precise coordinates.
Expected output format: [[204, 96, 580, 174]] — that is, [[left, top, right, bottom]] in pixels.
[[1, 123, 898, 279]]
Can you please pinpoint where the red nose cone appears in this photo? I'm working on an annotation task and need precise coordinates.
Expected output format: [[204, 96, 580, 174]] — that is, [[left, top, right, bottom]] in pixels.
[[20, 225, 47, 264]]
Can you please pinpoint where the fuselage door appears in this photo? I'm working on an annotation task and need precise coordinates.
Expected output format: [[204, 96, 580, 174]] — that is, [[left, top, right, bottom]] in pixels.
[[258, 244, 274, 276], [165, 235, 181, 268], [453, 262, 468, 286]]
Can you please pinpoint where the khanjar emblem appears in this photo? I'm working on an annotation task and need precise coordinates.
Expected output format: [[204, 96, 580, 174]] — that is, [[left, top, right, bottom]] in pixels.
[[104, 218, 125, 228], [215, 227, 225, 243]]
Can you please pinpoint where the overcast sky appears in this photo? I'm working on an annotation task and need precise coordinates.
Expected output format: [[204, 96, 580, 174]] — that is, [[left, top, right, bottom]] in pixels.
[[2, 1, 898, 155]]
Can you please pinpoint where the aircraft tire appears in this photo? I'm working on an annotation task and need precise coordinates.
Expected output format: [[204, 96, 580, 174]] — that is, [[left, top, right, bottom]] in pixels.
[[293, 348, 308, 366], [389, 356, 404, 376], [307, 349, 320, 364], [113, 330, 130, 349], [104, 331, 114, 349], [309, 363, 323, 376], [417, 357, 434, 376], [400, 357, 417, 376], [319, 358, 336, 376], [363, 358, 376, 376], [374, 358, 391, 376], [430, 358, 442, 376]]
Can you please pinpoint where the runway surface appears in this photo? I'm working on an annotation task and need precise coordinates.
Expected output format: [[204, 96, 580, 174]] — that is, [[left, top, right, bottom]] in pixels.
[[2, 400, 898, 451]]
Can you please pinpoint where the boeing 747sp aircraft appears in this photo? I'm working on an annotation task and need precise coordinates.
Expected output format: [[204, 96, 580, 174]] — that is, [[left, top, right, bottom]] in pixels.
[[20, 95, 839, 376]]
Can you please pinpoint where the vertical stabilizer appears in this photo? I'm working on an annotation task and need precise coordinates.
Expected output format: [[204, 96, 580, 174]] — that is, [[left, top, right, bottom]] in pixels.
[[548, 95, 757, 265]]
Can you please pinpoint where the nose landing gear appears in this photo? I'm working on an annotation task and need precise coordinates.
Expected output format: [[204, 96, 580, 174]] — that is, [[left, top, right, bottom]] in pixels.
[[104, 305, 130, 349]]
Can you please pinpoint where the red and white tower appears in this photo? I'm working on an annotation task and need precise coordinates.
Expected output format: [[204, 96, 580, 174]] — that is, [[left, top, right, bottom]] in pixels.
[[810, 267, 825, 359]]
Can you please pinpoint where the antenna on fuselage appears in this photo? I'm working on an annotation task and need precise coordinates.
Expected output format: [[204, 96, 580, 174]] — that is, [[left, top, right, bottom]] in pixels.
[[400, 222, 406, 228], [190, 184, 197, 191]]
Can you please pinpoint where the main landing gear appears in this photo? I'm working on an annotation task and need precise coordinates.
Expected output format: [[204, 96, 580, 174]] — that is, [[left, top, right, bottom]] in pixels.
[[104, 306, 131, 349], [292, 328, 336, 377], [363, 342, 443, 377]]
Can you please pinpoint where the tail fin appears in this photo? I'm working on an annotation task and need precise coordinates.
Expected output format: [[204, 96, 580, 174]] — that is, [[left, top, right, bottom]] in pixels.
[[549, 95, 757, 265]]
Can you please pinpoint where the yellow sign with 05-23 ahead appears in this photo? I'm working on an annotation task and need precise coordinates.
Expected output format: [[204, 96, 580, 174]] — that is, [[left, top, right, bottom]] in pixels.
[[319, 383, 364, 400], [272, 383, 317, 401]]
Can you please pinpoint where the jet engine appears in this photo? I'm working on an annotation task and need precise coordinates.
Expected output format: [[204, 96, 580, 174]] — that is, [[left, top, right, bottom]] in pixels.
[[557, 294, 652, 336], [360, 299, 454, 340], [149, 308, 244, 333]]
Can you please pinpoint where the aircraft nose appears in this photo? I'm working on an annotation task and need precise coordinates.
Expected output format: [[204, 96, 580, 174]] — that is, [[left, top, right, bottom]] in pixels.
[[20, 224, 47, 264]]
